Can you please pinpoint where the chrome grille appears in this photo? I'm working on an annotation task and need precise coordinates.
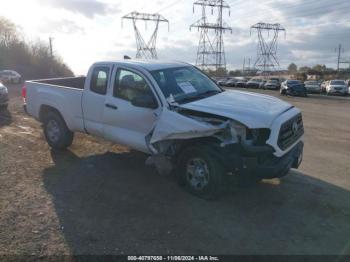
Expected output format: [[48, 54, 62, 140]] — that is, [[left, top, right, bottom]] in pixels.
[[278, 114, 304, 150]]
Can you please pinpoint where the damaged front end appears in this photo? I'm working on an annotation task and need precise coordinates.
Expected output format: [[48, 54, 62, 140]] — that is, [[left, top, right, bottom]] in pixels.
[[145, 107, 275, 175]]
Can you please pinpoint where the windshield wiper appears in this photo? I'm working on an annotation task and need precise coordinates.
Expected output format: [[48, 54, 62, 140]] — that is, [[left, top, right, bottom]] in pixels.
[[176, 90, 221, 104], [176, 94, 202, 104], [198, 90, 222, 97]]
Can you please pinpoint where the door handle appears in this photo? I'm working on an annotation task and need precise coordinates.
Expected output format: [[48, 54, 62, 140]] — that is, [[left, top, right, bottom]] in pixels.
[[105, 103, 118, 110]]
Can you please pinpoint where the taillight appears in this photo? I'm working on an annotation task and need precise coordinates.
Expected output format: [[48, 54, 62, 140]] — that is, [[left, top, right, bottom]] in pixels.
[[22, 85, 26, 103]]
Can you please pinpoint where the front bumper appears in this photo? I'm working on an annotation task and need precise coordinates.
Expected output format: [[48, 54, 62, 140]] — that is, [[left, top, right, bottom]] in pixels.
[[247, 83, 260, 88], [286, 89, 306, 96], [265, 85, 279, 89], [223, 141, 304, 179], [306, 88, 321, 93], [328, 89, 347, 95]]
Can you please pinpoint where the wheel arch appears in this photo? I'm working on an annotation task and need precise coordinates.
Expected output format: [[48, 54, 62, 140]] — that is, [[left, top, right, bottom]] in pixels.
[[173, 136, 229, 167], [39, 104, 66, 125]]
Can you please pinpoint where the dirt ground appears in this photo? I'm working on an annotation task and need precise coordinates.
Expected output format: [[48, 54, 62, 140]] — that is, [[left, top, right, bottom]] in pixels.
[[1, 84, 350, 256]]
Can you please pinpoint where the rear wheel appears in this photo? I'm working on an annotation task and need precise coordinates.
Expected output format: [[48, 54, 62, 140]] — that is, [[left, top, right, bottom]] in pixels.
[[178, 145, 224, 200], [43, 111, 74, 150]]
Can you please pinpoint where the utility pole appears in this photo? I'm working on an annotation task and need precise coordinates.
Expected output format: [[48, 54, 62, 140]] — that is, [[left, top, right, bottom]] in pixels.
[[191, 0, 232, 72], [335, 44, 350, 73], [337, 44, 342, 72], [250, 22, 286, 77], [122, 11, 169, 60], [248, 58, 251, 75], [242, 57, 246, 75], [49, 37, 54, 58], [336, 44, 344, 72]]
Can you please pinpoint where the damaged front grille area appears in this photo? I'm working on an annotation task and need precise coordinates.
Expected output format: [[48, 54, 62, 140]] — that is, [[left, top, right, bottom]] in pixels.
[[278, 113, 304, 150]]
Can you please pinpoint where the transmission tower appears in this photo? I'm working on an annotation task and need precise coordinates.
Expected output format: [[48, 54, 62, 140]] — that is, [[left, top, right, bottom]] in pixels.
[[250, 22, 286, 76], [191, 0, 232, 72], [122, 11, 169, 60]]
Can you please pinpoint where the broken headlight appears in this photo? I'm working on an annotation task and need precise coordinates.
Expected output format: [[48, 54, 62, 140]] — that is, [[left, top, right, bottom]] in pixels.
[[246, 128, 271, 145]]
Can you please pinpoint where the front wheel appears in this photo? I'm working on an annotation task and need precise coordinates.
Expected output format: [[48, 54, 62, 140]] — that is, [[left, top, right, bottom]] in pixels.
[[178, 146, 224, 200], [43, 111, 74, 150], [0, 104, 8, 110]]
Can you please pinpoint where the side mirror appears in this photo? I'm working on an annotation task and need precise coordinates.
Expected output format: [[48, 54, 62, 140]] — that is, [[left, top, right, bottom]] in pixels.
[[131, 94, 158, 109]]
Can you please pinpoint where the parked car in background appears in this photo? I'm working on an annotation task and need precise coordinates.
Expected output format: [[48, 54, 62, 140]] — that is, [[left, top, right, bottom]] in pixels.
[[0, 82, 9, 109], [269, 78, 281, 88], [0, 70, 22, 84], [280, 80, 307, 97], [225, 78, 238, 87], [246, 78, 264, 89], [217, 78, 229, 86], [235, 79, 247, 88], [304, 81, 321, 93], [321, 81, 328, 93], [326, 80, 348, 96], [264, 80, 280, 90]]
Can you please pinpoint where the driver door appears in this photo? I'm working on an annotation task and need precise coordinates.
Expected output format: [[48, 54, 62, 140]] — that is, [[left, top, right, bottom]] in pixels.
[[103, 67, 161, 153]]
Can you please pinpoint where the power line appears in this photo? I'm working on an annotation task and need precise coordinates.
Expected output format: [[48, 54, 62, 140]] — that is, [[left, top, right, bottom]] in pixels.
[[156, 0, 186, 13]]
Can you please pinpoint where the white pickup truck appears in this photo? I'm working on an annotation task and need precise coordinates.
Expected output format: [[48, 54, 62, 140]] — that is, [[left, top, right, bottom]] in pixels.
[[24, 60, 304, 199]]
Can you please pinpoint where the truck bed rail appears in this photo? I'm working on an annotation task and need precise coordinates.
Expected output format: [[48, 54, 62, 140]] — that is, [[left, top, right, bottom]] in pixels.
[[30, 76, 86, 90]]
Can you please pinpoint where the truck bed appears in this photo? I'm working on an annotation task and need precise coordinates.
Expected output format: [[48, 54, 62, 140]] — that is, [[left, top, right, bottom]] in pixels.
[[25, 77, 86, 133], [31, 76, 86, 90]]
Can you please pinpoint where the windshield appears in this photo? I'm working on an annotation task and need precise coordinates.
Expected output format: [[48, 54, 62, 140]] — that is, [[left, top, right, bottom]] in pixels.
[[288, 80, 301, 85], [305, 81, 318, 85], [150, 66, 221, 103], [330, 80, 345, 85]]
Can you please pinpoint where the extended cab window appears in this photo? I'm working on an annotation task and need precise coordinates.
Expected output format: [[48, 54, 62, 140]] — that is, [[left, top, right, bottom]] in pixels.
[[114, 69, 154, 102], [90, 67, 110, 95]]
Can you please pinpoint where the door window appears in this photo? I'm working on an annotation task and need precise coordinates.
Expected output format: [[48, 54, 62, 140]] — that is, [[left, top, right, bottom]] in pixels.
[[90, 67, 110, 95], [114, 69, 154, 102]]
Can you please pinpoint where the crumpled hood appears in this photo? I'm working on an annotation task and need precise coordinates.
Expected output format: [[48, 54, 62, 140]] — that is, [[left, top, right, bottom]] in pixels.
[[179, 90, 293, 128]]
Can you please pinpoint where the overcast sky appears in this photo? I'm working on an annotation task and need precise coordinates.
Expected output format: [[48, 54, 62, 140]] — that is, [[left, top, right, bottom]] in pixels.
[[1, 0, 349, 74]]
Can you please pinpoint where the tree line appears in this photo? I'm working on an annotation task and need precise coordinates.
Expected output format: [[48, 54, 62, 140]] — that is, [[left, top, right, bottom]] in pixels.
[[204, 63, 350, 80], [0, 16, 73, 80], [287, 63, 350, 81]]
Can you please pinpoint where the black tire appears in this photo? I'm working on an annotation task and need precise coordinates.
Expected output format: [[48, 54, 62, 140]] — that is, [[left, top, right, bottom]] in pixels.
[[238, 172, 262, 187], [177, 145, 224, 200], [0, 104, 8, 110], [280, 89, 286, 95], [43, 111, 74, 150]]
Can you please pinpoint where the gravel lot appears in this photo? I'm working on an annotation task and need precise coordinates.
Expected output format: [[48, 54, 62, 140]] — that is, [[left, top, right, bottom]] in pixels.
[[1, 84, 350, 255]]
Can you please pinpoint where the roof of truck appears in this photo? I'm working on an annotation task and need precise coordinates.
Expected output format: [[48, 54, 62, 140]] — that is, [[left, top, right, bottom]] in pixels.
[[93, 60, 191, 71]]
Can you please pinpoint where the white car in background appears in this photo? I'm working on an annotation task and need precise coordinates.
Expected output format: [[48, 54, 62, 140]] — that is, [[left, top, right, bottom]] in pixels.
[[304, 81, 321, 93], [326, 80, 348, 96], [0, 70, 22, 84]]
